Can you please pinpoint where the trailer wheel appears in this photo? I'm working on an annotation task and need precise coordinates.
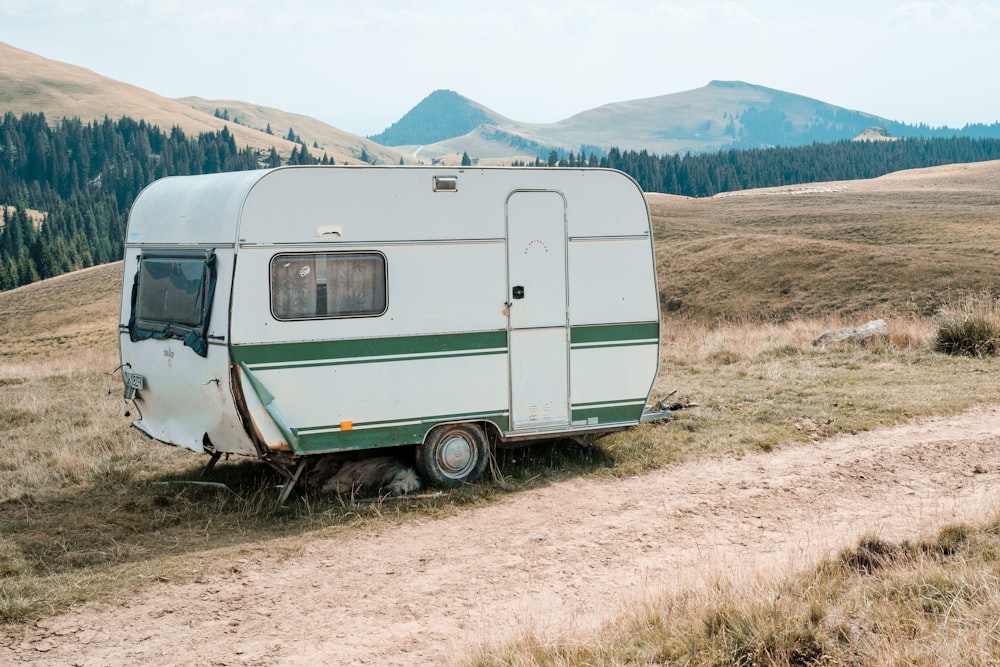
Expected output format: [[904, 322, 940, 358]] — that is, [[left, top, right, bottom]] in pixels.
[[416, 423, 489, 487]]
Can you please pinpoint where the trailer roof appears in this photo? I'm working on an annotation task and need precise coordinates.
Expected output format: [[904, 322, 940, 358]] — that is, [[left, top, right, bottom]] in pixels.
[[126, 166, 650, 247], [126, 169, 268, 246]]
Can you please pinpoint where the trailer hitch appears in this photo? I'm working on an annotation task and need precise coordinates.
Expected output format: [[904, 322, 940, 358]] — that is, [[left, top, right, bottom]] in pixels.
[[641, 389, 699, 423]]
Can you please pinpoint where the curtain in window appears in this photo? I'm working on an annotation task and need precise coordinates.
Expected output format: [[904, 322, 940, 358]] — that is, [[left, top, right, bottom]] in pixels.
[[271, 256, 317, 318], [326, 255, 385, 316]]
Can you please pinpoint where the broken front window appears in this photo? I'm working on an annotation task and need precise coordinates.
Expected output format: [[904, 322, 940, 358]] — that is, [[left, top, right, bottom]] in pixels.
[[128, 251, 217, 356], [270, 252, 387, 320]]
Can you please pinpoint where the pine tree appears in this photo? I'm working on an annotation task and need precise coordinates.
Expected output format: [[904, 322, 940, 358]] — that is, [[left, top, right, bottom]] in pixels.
[[0, 258, 12, 290]]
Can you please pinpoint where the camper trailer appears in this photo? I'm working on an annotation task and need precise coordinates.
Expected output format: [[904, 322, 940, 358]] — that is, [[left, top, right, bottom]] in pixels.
[[118, 166, 666, 499]]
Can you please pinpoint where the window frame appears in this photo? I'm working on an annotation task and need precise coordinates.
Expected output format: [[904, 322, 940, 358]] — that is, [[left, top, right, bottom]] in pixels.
[[127, 249, 218, 356], [268, 251, 388, 322]]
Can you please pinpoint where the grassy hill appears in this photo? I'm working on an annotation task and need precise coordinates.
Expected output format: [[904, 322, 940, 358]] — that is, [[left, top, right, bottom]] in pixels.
[[177, 96, 408, 165], [0, 263, 120, 363], [0, 41, 403, 164], [651, 160, 1000, 322]]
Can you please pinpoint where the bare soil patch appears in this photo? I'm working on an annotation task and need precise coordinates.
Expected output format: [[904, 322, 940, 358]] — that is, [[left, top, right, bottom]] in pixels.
[[4, 406, 999, 666]]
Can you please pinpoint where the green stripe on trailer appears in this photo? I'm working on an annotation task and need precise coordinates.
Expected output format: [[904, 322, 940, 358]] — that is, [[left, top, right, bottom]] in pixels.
[[232, 330, 509, 368], [571, 399, 648, 425], [570, 322, 659, 348], [293, 412, 511, 454], [232, 324, 657, 368], [298, 410, 510, 437]]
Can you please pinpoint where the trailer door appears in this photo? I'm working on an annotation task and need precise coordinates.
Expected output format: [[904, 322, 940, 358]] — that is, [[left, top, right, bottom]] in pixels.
[[506, 191, 570, 430]]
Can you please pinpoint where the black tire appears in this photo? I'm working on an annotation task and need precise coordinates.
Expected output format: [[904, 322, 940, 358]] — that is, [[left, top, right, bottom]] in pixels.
[[416, 423, 490, 487]]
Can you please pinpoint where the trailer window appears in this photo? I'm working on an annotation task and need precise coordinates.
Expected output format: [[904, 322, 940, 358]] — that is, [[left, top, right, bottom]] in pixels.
[[128, 251, 217, 356], [270, 252, 386, 320]]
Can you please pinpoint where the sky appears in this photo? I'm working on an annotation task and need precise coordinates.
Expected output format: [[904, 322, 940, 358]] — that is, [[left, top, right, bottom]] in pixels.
[[2, 1, 998, 137]]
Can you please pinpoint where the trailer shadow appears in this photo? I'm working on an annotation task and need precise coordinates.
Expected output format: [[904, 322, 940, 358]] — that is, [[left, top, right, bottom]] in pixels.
[[188, 437, 619, 508]]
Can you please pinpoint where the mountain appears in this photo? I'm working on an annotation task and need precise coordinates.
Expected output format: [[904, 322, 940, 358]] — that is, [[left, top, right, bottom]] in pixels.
[[372, 81, 997, 163], [367, 90, 555, 165], [0, 41, 405, 165], [539, 80, 897, 153], [367, 89, 512, 146]]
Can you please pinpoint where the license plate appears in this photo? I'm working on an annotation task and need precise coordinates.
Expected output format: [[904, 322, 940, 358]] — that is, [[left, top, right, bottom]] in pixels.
[[123, 371, 144, 390]]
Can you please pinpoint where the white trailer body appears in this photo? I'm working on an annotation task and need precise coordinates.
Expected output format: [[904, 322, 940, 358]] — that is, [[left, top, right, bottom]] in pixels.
[[119, 166, 662, 488]]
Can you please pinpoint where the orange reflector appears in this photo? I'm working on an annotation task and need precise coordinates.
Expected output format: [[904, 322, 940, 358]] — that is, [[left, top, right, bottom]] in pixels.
[[340, 421, 353, 431]]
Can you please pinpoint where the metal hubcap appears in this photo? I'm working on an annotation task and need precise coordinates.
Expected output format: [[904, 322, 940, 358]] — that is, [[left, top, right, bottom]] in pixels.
[[440, 435, 473, 475]]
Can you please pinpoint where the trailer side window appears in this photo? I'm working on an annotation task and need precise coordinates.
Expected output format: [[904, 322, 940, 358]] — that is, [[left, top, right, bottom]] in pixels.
[[128, 251, 217, 357], [270, 252, 387, 320]]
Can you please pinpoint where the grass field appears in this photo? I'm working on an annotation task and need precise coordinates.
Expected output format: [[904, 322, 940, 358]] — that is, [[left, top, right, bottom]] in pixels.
[[1, 162, 999, 663], [651, 162, 1000, 321]]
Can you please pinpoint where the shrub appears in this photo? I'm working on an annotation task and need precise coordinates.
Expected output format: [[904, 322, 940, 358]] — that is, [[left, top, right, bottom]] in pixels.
[[934, 295, 1000, 357], [934, 315, 1000, 357]]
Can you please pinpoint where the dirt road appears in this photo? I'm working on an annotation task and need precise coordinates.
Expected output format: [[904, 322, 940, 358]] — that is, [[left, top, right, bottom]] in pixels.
[[5, 406, 1000, 666]]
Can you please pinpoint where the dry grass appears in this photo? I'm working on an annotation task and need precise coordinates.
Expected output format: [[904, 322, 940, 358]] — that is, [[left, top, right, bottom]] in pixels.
[[934, 292, 1000, 357], [650, 161, 1000, 322], [466, 521, 1000, 666], [595, 311, 999, 478]]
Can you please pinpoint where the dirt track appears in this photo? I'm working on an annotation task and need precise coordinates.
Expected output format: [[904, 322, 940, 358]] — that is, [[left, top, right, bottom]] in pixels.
[[4, 406, 1000, 666]]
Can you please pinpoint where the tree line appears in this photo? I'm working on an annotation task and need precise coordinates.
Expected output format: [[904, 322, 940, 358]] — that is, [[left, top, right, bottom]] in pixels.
[[522, 136, 1000, 197], [0, 112, 343, 290], [3, 109, 1000, 291], [0, 112, 267, 289]]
